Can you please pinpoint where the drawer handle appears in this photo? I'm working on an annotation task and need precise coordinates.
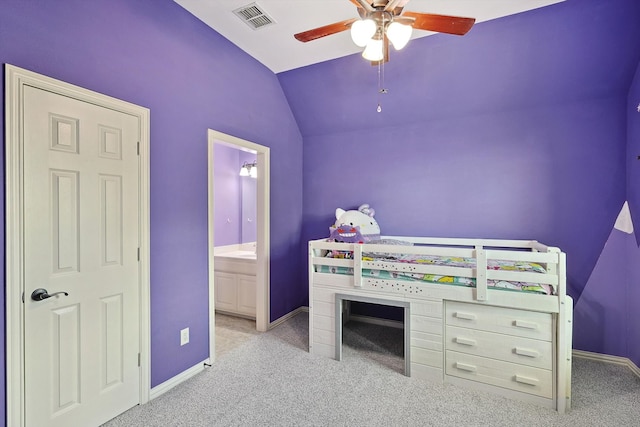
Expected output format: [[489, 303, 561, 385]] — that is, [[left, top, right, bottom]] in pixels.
[[454, 362, 477, 373], [514, 319, 539, 330], [454, 311, 477, 321], [514, 374, 539, 386], [514, 347, 540, 358], [454, 337, 477, 346]]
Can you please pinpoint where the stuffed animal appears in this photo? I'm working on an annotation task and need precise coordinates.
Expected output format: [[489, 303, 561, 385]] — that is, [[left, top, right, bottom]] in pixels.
[[329, 204, 381, 243]]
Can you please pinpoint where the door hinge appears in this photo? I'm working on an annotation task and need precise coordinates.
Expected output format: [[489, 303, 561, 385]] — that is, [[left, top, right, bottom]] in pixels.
[[137, 141, 140, 155], [138, 353, 141, 367], [137, 247, 140, 261]]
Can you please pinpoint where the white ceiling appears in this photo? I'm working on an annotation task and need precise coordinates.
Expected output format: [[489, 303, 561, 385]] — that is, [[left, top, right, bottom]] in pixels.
[[174, 0, 564, 74]]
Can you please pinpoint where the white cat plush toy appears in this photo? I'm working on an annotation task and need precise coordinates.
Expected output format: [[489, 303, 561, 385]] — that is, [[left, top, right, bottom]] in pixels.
[[329, 204, 381, 243]]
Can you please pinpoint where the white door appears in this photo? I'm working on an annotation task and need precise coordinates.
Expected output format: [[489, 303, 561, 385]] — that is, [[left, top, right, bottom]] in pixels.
[[22, 85, 140, 427]]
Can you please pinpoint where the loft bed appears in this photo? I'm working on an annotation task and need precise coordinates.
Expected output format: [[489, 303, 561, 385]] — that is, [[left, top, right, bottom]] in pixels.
[[308, 236, 573, 413]]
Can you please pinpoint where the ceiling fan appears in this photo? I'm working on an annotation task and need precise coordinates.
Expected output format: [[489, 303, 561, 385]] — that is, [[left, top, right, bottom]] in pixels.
[[294, 0, 476, 64]]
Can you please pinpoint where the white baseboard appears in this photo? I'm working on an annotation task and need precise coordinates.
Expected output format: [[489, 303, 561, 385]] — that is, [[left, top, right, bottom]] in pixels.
[[269, 306, 308, 329], [572, 349, 640, 378], [149, 359, 209, 400], [349, 314, 404, 329]]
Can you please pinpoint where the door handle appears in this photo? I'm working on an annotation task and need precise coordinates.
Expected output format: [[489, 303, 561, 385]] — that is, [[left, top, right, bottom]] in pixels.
[[31, 288, 69, 301]]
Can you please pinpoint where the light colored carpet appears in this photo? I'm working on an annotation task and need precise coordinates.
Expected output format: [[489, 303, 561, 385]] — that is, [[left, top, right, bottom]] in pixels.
[[214, 313, 259, 360], [103, 312, 640, 427]]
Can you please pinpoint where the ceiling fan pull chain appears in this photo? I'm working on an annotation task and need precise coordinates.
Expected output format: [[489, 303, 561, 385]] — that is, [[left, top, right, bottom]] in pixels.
[[377, 61, 382, 112], [377, 59, 387, 113]]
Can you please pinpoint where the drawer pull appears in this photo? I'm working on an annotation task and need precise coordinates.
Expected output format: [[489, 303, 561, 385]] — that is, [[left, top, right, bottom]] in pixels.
[[514, 374, 539, 386], [454, 311, 477, 321], [454, 362, 477, 373], [514, 319, 539, 330], [454, 337, 477, 346], [514, 347, 540, 358]]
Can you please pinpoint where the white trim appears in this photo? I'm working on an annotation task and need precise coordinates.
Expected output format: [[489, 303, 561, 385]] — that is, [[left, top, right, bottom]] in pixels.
[[149, 359, 210, 400], [207, 140, 217, 362], [4, 64, 151, 427], [269, 306, 308, 329], [207, 130, 271, 366], [572, 349, 640, 378]]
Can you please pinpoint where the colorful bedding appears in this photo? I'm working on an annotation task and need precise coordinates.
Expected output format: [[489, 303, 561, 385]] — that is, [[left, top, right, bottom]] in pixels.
[[322, 251, 553, 295]]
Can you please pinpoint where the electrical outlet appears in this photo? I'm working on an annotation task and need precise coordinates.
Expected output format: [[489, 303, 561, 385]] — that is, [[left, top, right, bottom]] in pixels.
[[180, 327, 189, 346]]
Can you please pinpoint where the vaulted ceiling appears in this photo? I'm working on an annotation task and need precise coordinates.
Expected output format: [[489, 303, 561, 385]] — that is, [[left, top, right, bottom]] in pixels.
[[174, 0, 564, 73]]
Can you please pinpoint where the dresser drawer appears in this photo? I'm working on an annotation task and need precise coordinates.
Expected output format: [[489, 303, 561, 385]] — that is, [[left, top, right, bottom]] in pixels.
[[446, 351, 553, 398], [445, 301, 553, 341], [411, 314, 442, 335], [445, 325, 552, 370]]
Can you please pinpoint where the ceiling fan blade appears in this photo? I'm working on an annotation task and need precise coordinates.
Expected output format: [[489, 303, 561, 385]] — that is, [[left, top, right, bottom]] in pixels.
[[352, 0, 375, 13], [294, 18, 358, 42], [384, 0, 403, 12], [403, 12, 475, 36], [349, 0, 364, 17]]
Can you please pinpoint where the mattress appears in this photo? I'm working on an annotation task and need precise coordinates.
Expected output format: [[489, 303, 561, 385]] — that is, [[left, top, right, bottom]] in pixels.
[[320, 251, 553, 295]]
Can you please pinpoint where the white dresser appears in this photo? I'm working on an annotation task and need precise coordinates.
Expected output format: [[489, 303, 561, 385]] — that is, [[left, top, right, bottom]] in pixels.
[[445, 301, 554, 400]]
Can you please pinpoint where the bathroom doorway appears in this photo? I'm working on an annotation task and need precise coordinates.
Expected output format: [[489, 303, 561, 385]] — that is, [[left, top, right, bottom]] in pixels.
[[207, 129, 270, 361]]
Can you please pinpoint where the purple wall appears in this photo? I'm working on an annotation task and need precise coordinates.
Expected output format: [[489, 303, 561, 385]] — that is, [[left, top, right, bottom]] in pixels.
[[241, 180, 258, 244], [2, 0, 640, 423], [300, 99, 626, 298], [214, 144, 242, 247], [279, 0, 640, 363], [627, 61, 640, 366], [573, 206, 640, 367], [628, 60, 640, 243], [280, 0, 640, 138], [239, 150, 258, 244], [627, 63, 640, 245], [629, 235, 640, 367], [213, 145, 257, 245], [0, 0, 304, 417], [572, 53, 640, 365], [573, 226, 631, 357]]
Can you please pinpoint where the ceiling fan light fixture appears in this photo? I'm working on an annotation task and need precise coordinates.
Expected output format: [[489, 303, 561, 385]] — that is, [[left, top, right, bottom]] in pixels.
[[386, 21, 412, 50], [350, 19, 376, 47], [362, 37, 384, 61]]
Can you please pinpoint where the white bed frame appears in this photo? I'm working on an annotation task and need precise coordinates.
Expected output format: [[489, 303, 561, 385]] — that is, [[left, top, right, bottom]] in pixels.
[[308, 236, 573, 413]]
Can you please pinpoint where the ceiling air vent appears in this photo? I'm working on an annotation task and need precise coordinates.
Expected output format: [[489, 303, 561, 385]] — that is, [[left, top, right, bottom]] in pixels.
[[233, 2, 275, 30]]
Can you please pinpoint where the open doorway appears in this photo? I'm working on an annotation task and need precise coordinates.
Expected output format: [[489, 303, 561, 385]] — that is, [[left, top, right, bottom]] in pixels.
[[207, 130, 270, 361], [335, 294, 410, 376]]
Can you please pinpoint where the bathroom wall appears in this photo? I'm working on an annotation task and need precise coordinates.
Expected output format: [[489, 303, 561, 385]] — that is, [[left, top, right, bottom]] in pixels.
[[214, 143, 257, 246], [214, 144, 242, 246], [241, 166, 257, 244]]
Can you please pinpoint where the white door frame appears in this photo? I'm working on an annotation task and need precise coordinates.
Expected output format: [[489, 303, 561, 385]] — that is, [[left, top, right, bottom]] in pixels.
[[207, 129, 270, 356], [4, 64, 151, 427]]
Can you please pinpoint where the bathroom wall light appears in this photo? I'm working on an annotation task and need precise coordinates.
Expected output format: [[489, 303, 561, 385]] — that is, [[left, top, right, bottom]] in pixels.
[[239, 161, 257, 178]]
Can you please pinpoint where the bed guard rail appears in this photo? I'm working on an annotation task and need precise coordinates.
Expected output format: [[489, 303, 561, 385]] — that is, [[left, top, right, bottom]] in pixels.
[[309, 237, 566, 302]]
